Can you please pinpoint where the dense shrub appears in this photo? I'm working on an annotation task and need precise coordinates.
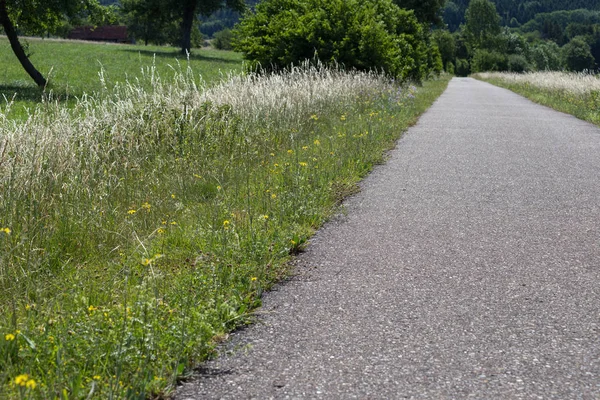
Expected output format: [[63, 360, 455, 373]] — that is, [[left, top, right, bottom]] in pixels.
[[507, 54, 530, 72], [471, 49, 508, 72], [233, 0, 431, 81], [212, 28, 234, 50], [530, 41, 563, 70], [563, 37, 596, 71], [455, 58, 470, 76]]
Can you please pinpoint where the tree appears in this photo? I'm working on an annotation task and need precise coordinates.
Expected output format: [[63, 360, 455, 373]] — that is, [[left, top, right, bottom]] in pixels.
[[178, 0, 245, 54], [432, 29, 456, 71], [530, 41, 563, 70], [463, 0, 501, 52], [0, 0, 104, 87], [393, 0, 445, 26], [563, 37, 596, 71], [233, 0, 432, 82], [121, 0, 175, 45]]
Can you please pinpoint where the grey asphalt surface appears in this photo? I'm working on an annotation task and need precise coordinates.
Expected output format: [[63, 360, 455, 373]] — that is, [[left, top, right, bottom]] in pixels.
[[176, 78, 600, 399]]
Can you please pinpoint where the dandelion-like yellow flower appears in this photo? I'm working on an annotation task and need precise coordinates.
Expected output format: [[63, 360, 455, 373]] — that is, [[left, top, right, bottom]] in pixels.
[[93, 375, 101, 380], [1, 227, 10, 234], [5, 333, 15, 341], [299, 162, 308, 167], [171, 194, 176, 199], [25, 379, 36, 389], [313, 139, 320, 146], [251, 277, 258, 281], [262, 215, 269, 220], [271, 194, 277, 199], [14, 374, 29, 386], [127, 209, 136, 215], [170, 221, 177, 226], [193, 174, 202, 179], [302, 146, 309, 151], [223, 220, 230, 228], [287, 149, 293, 154], [142, 258, 152, 266], [310, 114, 319, 120], [217, 186, 222, 191], [157, 228, 165, 234], [88, 305, 98, 312], [270, 153, 275, 157], [141, 202, 151, 210], [340, 115, 347, 121]]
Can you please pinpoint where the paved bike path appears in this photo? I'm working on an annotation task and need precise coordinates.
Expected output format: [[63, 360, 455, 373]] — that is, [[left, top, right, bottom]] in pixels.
[[177, 78, 600, 399]]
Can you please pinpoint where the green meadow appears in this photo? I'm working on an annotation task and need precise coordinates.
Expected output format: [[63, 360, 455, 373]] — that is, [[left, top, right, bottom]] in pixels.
[[0, 37, 243, 119]]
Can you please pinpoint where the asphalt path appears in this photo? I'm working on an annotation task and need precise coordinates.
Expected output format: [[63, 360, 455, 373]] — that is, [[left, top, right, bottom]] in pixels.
[[176, 78, 600, 399]]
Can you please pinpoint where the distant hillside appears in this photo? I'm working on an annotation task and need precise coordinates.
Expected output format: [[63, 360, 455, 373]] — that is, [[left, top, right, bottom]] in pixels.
[[444, 0, 600, 31]]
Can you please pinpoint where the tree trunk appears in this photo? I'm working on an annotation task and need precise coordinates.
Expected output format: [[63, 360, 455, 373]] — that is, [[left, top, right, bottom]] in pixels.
[[0, 0, 47, 87], [180, 0, 197, 54]]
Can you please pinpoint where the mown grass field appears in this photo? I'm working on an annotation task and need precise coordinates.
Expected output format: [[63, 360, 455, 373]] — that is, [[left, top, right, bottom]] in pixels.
[[474, 71, 600, 126], [1, 38, 450, 398], [0, 37, 243, 119]]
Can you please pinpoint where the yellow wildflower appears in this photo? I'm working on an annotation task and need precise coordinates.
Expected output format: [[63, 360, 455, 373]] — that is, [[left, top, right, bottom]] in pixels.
[[26, 379, 36, 389], [88, 305, 98, 312], [171, 194, 176, 199], [217, 186, 222, 191], [170, 221, 177, 225], [157, 228, 165, 234], [251, 277, 258, 281], [313, 139, 320, 145], [299, 162, 308, 167], [127, 209, 136, 215], [141, 202, 151, 210], [15, 374, 29, 386], [93, 375, 101, 380], [302, 146, 309, 151], [5, 333, 15, 341], [340, 115, 346, 121], [0, 227, 10, 234], [287, 149, 293, 154], [310, 114, 318, 121], [271, 193, 277, 199]]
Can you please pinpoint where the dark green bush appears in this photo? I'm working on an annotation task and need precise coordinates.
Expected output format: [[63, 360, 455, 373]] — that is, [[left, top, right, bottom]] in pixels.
[[471, 49, 508, 72], [233, 0, 431, 81], [530, 41, 563, 70], [563, 37, 596, 71], [455, 58, 470, 76], [212, 29, 234, 50], [507, 54, 530, 72]]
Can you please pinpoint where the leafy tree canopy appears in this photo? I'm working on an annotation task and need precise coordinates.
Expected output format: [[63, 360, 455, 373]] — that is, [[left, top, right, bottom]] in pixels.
[[233, 0, 439, 82]]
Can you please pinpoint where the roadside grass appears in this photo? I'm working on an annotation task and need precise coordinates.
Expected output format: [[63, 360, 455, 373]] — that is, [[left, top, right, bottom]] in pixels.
[[0, 37, 243, 119], [0, 63, 450, 398], [473, 71, 600, 126]]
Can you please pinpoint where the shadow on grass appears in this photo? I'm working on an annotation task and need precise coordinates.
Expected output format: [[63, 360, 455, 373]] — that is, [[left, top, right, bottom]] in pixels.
[[120, 48, 241, 64], [0, 84, 45, 103], [0, 84, 82, 104]]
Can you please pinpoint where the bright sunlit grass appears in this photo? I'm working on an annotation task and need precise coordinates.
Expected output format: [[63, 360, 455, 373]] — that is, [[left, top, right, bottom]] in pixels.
[[474, 71, 600, 125]]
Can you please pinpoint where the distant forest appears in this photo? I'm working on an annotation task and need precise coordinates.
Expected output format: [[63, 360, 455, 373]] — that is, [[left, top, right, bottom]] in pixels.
[[444, 0, 600, 31]]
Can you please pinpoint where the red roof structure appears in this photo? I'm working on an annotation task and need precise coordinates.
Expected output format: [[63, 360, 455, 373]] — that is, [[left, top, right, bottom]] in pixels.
[[68, 26, 129, 43]]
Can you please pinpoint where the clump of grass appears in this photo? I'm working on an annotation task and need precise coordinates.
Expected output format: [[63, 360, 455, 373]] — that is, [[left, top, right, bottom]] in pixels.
[[474, 71, 600, 125], [0, 63, 449, 398]]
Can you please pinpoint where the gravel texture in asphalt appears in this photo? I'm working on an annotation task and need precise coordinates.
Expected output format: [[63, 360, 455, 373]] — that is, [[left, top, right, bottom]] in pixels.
[[176, 78, 600, 399]]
